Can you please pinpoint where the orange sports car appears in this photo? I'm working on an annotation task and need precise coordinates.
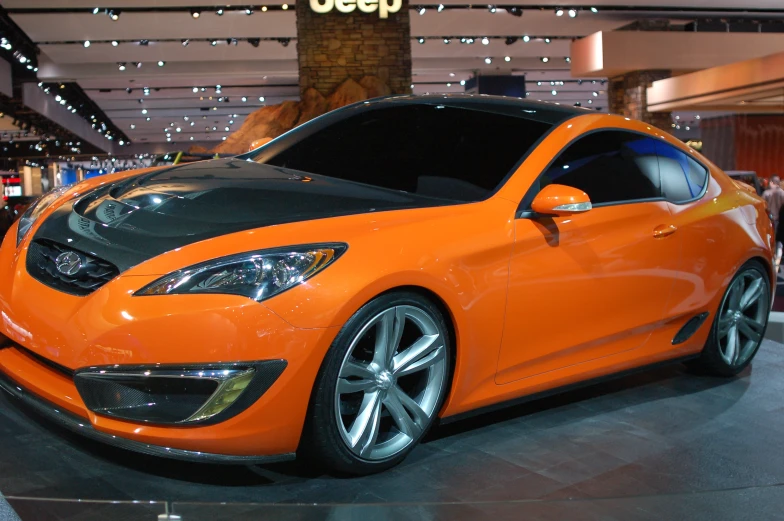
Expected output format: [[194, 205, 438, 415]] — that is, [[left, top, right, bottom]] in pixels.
[[0, 95, 774, 475]]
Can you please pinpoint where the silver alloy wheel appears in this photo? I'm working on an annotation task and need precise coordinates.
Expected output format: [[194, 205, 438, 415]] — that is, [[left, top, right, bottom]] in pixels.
[[334, 305, 447, 461], [717, 269, 769, 367]]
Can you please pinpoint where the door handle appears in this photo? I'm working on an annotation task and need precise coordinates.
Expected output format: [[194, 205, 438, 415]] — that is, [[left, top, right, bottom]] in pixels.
[[653, 224, 678, 238]]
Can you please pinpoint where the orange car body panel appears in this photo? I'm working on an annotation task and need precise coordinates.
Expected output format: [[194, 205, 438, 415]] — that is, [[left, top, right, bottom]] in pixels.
[[0, 113, 773, 457]]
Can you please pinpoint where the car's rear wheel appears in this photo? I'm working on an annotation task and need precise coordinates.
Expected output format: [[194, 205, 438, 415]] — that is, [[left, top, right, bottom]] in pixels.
[[302, 291, 451, 475], [691, 260, 770, 376]]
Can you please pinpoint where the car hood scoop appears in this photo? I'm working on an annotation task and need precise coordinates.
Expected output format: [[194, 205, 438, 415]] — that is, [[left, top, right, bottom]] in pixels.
[[32, 159, 445, 272]]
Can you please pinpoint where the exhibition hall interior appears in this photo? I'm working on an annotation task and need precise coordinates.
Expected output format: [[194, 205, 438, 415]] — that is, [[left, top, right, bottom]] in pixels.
[[2, 0, 784, 519]]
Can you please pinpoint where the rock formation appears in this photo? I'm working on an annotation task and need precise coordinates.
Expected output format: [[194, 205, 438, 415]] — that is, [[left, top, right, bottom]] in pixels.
[[212, 76, 392, 155]]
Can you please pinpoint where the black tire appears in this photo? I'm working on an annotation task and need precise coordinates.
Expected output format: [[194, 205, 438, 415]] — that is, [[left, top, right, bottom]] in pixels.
[[689, 260, 770, 377], [300, 291, 452, 475]]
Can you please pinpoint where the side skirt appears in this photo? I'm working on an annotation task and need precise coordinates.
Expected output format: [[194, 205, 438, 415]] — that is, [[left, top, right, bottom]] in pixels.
[[439, 353, 700, 425]]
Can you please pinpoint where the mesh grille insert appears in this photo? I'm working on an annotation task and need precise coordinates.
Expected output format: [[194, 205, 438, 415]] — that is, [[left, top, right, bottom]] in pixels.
[[26, 240, 120, 296]]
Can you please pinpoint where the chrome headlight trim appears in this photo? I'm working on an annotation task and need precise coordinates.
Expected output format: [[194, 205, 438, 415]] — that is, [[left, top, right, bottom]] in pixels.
[[134, 243, 347, 302]]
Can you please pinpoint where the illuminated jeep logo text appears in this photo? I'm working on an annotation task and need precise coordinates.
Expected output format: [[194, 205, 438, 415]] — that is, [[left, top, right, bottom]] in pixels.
[[310, 0, 402, 19]]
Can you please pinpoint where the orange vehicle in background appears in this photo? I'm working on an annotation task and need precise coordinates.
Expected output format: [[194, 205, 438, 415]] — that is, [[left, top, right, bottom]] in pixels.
[[0, 95, 774, 475]]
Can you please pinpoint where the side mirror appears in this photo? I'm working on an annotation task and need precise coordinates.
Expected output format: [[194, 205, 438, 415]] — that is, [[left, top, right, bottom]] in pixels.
[[531, 184, 592, 217]]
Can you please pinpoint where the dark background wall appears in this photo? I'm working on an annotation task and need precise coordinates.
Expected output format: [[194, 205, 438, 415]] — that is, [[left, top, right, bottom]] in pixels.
[[701, 115, 784, 178]]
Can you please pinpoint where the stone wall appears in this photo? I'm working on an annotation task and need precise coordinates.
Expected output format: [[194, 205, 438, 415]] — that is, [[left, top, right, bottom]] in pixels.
[[608, 70, 672, 130], [296, 0, 412, 96]]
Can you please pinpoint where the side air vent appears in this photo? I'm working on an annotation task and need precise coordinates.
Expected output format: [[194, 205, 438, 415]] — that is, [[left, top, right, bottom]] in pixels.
[[672, 312, 710, 345]]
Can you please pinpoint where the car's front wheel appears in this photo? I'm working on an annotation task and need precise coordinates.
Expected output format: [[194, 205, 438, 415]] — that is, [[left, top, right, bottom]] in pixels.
[[302, 291, 451, 475]]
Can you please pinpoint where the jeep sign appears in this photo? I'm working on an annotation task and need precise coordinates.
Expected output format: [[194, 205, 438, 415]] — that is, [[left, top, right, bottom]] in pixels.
[[309, 0, 403, 18]]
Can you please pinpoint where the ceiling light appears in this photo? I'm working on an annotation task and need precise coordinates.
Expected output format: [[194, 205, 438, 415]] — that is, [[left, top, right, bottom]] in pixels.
[[544, 38, 551, 44], [248, 38, 260, 47], [190, 121, 195, 126], [590, 7, 598, 13], [460, 80, 466, 86], [541, 57, 549, 63], [418, 6, 426, 15], [130, 124, 136, 129], [83, 40, 91, 48], [505, 37, 518, 45], [111, 40, 118, 46], [92, 7, 100, 14], [142, 109, 148, 114], [136, 62, 142, 68], [182, 39, 189, 46], [551, 90, 557, 95], [146, 117, 151, 121], [224, 126, 230, 131], [282, 3, 289, 9], [245, 7, 253, 15], [592, 91, 598, 96], [211, 40, 218, 46], [216, 8, 224, 15], [139, 40, 149, 46], [588, 99, 593, 104], [259, 96, 265, 102], [568, 8, 577, 17], [484, 57, 492, 64], [508, 7, 523, 16], [523, 35, 530, 42], [437, 4, 444, 12], [184, 116, 189, 120], [418, 38, 425, 44], [565, 56, 571, 63], [446, 82, 451, 87], [488, 5, 496, 13], [262, 6, 268, 11], [191, 9, 201, 18], [190, 136, 194, 140], [193, 87, 199, 93], [279, 38, 290, 47], [118, 62, 126, 70], [443, 38, 450, 44], [241, 96, 247, 102], [109, 9, 120, 20], [481, 37, 490, 45], [157, 60, 165, 67], [504, 56, 511, 62], [555, 8, 564, 16], [176, 127, 182, 132]]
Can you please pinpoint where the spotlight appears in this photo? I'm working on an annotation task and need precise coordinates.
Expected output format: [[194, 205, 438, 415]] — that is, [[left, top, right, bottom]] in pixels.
[[182, 39, 189, 46], [437, 4, 444, 12], [262, 6, 268, 11], [279, 38, 290, 47], [157, 60, 165, 67], [83, 40, 91, 48], [481, 37, 490, 45], [259, 96, 265, 102], [130, 124, 136, 129], [109, 9, 120, 20], [460, 80, 465, 86], [191, 9, 201, 18], [135, 62, 142, 68], [216, 8, 224, 15], [568, 8, 577, 17], [242, 96, 247, 102], [282, 3, 289, 9], [565, 56, 571, 63], [92, 7, 100, 14], [552, 90, 557, 95], [230, 38, 239, 46], [211, 40, 218, 46], [590, 6, 598, 13], [508, 7, 523, 16], [139, 40, 149, 46], [544, 38, 551, 44], [193, 87, 199, 93], [418, 6, 426, 15], [216, 85, 222, 93], [224, 126, 230, 131], [488, 5, 496, 13], [146, 117, 151, 121], [443, 38, 450, 44], [248, 38, 260, 47], [418, 38, 425, 44], [245, 7, 253, 15], [523, 35, 530, 42], [505, 37, 518, 45], [484, 57, 492, 64], [555, 8, 564, 16], [111, 40, 119, 46], [118, 62, 126, 70], [541, 56, 549, 62], [126, 87, 132, 93], [504, 56, 511, 62], [592, 91, 598, 96], [142, 109, 148, 114]]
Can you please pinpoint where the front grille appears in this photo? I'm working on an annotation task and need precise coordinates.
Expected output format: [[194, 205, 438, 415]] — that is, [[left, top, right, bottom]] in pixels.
[[26, 240, 119, 296]]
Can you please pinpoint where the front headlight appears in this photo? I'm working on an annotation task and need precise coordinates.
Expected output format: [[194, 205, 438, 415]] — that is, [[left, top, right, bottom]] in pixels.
[[135, 243, 347, 302], [16, 185, 72, 246]]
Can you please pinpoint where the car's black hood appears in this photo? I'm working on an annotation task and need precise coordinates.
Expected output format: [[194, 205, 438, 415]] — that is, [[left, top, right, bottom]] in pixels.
[[32, 159, 452, 272]]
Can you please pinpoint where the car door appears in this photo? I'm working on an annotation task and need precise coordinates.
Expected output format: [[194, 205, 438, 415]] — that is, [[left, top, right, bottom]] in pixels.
[[496, 130, 682, 385]]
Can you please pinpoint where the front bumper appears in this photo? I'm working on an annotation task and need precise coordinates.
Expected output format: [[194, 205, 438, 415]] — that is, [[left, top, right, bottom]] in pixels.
[[0, 364, 295, 465]]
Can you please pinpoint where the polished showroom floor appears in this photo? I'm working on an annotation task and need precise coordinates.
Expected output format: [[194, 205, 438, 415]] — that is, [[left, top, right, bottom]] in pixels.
[[2, 340, 784, 520]]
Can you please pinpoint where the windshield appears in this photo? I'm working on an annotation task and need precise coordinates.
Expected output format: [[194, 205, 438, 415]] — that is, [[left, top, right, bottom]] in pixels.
[[244, 102, 562, 202]]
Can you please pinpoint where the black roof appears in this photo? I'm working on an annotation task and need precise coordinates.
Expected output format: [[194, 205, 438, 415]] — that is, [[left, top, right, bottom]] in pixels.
[[352, 93, 585, 125]]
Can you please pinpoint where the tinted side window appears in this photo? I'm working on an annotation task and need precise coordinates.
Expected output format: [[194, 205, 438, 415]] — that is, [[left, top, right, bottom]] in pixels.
[[263, 105, 553, 202], [538, 131, 661, 206], [656, 142, 708, 203]]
